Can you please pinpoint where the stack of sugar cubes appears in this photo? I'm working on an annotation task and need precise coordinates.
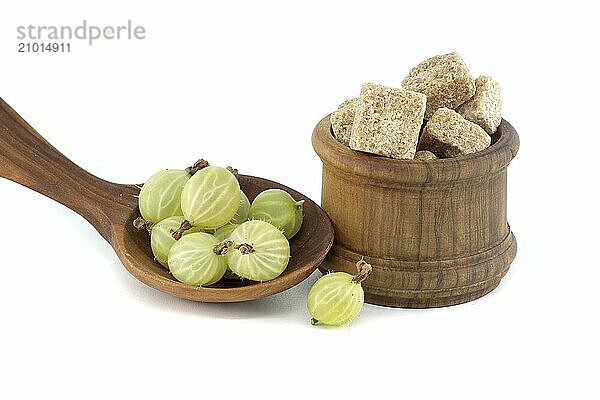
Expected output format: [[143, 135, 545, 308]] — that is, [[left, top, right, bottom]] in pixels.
[[330, 52, 502, 160]]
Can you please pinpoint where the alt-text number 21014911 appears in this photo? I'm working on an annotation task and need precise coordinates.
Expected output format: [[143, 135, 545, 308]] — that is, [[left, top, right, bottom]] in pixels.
[[18, 42, 71, 53]]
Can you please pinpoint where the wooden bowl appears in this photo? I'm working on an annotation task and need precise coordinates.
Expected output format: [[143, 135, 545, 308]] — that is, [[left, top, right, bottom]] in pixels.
[[312, 115, 520, 308]]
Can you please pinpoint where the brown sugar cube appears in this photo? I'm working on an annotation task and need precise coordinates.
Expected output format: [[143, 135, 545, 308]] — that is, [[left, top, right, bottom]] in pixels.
[[402, 52, 475, 118], [338, 98, 358, 109], [457, 76, 502, 134], [349, 83, 426, 159], [330, 98, 358, 146], [418, 108, 491, 158], [414, 150, 437, 161]]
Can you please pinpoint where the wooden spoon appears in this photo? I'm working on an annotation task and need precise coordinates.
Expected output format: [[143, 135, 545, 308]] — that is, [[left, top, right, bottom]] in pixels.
[[0, 98, 334, 302]]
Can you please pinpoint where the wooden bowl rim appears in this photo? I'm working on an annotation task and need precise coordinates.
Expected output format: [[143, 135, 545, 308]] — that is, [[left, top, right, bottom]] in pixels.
[[312, 114, 520, 184]]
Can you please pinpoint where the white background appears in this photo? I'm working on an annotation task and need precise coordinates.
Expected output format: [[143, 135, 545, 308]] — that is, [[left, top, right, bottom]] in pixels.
[[1, 1, 598, 399]]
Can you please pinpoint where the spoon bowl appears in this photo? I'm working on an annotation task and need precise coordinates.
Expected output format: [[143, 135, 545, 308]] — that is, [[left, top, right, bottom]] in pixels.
[[0, 98, 334, 302]]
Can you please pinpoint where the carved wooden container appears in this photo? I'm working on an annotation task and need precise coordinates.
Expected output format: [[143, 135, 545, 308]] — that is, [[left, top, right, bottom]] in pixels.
[[312, 115, 519, 308]]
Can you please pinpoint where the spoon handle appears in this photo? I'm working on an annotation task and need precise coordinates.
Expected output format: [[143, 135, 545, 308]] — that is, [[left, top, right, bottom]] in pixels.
[[0, 98, 137, 242]]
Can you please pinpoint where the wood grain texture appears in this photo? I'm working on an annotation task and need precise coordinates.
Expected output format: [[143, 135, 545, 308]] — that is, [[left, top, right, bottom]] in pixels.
[[312, 114, 519, 308], [0, 98, 334, 302]]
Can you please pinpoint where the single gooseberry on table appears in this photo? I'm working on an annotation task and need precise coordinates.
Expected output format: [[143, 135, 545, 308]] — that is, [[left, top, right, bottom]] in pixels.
[[307, 259, 372, 326]]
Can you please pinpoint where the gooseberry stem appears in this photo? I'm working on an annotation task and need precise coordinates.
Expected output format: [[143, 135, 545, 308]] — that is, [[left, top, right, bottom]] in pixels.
[[236, 243, 254, 255], [213, 240, 233, 256], [295, 200, 305, 209], [310, 318, 319, 325], [171, 220, 192, 240], [133, 217, 153, 232], [226, 166, 239, 179], [352, 258, 372, 284], [186, 159, 210, 176]]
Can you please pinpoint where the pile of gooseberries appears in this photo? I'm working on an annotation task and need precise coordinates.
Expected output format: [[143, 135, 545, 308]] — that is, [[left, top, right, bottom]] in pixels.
[[134, 159, 304, 286]]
